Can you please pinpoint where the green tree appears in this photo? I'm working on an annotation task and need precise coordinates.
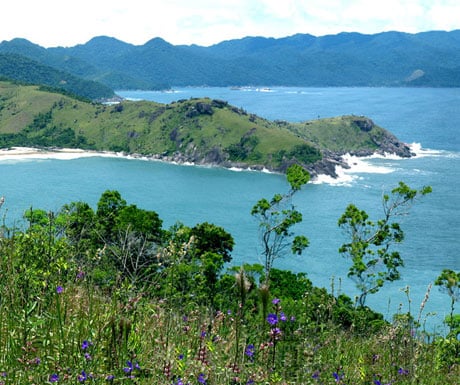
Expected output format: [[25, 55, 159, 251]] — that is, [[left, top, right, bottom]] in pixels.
[[338, 182, 432, 306], [58, 201, 97, 260], [435, 269, 460, 336], [190, 222, 234, 263], [96, 190, 127, 243], [251, 164, 310, 284]]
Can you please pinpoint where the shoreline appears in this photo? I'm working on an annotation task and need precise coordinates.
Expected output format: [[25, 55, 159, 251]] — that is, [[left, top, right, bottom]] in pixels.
[[0, 144, 431, 185], [0, 147, 120, 161]]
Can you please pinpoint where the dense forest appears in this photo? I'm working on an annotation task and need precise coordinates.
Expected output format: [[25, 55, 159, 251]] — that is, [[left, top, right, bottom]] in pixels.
[[1, 30, 460, 92]]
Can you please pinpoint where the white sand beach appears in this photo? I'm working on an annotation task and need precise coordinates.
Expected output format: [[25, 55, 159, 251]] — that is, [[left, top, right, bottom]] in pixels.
[[0, 147, 120, 161]]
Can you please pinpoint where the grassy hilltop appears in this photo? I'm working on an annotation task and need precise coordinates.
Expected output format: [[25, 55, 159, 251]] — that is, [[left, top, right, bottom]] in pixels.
[[0, 80, 411, 176]]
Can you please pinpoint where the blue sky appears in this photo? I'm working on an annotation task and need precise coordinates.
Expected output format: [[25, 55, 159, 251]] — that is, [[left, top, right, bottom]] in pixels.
[[2, 0, 459, 47]]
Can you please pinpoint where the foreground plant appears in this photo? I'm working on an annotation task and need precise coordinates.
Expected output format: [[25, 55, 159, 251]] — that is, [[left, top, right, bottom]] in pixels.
[[338, 182, 432, 306]]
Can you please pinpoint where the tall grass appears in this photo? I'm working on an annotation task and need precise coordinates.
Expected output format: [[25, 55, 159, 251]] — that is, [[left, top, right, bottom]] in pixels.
[[0, 260, 458, 385]]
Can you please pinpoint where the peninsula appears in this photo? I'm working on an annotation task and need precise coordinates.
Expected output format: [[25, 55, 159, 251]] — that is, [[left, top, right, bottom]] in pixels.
[[0, 81, 412, 179]]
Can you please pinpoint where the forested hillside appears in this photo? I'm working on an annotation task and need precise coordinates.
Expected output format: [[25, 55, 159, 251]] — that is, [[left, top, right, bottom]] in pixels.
[[2, 30, 460, 89], [0, 51, 114, 100]]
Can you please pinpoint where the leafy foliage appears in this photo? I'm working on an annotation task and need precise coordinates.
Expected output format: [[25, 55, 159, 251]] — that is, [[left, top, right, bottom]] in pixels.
[[251, 165, 310, 283], [0, 182, 457, 384], [338, 182, 432, 306]]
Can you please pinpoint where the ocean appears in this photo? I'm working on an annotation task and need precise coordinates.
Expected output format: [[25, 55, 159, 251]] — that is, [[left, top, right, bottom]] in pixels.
[[1, 87, 459, 333]]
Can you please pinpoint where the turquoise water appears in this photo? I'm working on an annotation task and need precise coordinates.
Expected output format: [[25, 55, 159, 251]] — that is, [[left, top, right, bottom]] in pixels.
[[2, 87, 459, 332]]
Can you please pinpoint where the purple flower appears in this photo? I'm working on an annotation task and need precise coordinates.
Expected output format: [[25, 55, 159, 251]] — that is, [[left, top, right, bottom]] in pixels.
[[56, 286, 63, 294], [106, 375, 115, 381], [246, 379, 255, 385], [84, 352, 92, 361], [280, 312, 287, 322], [78, 370, 87, 382], [123, 360, 140, 373], [49, 373, 59, 382], [123, 361, 133, 373], [398, 367, 409, 375], [245, 344, 255, 360], [81, 340, 92, 350], [272, 298, 280, 305], [198, 373, 207, 384], [266, 313, 278, 325], [269, 327, 282, 340], [76, 270, 85, 280], [200, 330, 206, 338], [333, 371, 344, 382], [178, 354, 184, 360]]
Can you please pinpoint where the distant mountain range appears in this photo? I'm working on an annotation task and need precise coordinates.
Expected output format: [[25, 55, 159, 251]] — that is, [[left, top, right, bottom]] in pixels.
[[1, 30, 459, 98]]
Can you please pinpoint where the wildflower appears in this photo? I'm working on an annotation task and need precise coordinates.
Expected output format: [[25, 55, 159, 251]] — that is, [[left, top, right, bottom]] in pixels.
[[84, 352, 92, 361], [49, 373, 59, 382], [398, 367, 409, 375], [312, 370, 320, 379], [81, 340, 92, 350], [198, 373, 207, 384], [123, 361, 134, 373], [290, 315, 296, 322], [245, 344, 255, 360], [200, 330, 206, 339], [76, 270, 85, 280], [269, 327, 282, 340], [272, 298, 280, 305], [34, 357, 41, 365], [266, 313, 278, 325], [56, 286, 63, 294], [279, 312, 287, 322], [78, 370, 87, 382], [333, 371, 344, 382], [123, 360, 140, 373], [178, 354, 184, 360], [106, 375, 115, 381], [246, 379, 255, 385]]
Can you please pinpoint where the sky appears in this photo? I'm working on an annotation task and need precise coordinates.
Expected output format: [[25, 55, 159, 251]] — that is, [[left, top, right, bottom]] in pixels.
[[1, 0, 459, 47]]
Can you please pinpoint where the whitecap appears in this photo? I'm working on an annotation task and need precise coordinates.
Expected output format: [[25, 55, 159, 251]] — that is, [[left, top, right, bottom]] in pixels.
[[341, 154, 396, 174]]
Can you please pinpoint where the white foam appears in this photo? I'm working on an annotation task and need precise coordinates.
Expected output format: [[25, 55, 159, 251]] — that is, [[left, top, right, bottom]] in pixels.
[[312, 153, 397, 186], [409, 143, 458, 158], [341, 153, 396, 174]]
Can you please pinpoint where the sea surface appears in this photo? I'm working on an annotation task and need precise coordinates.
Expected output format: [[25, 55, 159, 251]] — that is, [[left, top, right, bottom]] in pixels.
[[2, 87, 459, 333]]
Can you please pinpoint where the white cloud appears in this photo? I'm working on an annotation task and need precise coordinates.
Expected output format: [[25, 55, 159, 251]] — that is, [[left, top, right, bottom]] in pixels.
[[0, 0, 459, 47]]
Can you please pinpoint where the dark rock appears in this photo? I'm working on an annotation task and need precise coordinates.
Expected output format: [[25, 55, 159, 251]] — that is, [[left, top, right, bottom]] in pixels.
[[353, 117, 374, 132]]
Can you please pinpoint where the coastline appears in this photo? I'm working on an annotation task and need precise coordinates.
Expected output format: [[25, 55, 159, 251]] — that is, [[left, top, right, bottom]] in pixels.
[[0, 147, 120, 161], [0, 144, 425, 185]]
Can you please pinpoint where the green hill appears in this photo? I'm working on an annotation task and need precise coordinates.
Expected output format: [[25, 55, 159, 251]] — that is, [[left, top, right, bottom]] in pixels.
[[0, 81, 411, 176], [2, 31, 459, 89], [0, 53, 115, 100]]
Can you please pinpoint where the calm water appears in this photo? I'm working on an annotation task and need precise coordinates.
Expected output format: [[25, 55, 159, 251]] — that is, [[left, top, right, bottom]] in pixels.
[[2, 87, 459, 332]]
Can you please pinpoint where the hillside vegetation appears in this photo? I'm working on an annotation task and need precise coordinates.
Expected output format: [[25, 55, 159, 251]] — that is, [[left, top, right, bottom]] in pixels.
[[2, 31, 459, 89], [0, 53, 114, 100], [0, 81, 411, 176], [0, 174, 457, 384]]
